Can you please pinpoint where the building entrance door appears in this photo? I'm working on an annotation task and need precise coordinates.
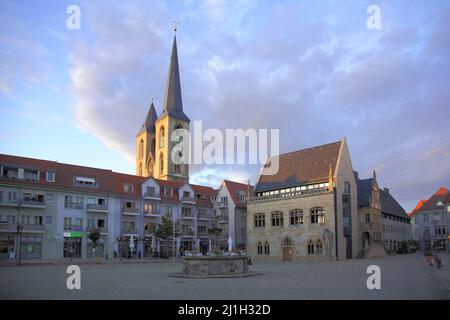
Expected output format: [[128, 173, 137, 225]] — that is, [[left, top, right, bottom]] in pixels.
[[64, 237, 81, 258], [282, 247, 292, 261]]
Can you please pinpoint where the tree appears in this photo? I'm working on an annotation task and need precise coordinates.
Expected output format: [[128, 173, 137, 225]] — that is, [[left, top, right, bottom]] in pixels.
[[154, 215, 181, 258], [154, 215, 180, 239], [88, 228, 101, 262]]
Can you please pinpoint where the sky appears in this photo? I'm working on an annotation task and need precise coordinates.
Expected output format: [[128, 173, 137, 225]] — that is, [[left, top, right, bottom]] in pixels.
[[0, 0, 449, 212]]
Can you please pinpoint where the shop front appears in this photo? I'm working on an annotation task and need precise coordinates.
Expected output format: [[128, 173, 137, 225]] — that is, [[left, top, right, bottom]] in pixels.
[[19, 235, 42, 259], [87, 237, 106, 258], [63, 231, 83, 258], [117, 235, 138, 259], [0, 235, 15, 259]]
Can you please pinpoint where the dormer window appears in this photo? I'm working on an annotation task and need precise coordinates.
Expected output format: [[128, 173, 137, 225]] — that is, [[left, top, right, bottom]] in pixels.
[[46, 170, 56, 182], [73, 176, 98, 188], [196, 193, 205, 200], [238, 192, 246, 203], [123, 183, 134, 193]]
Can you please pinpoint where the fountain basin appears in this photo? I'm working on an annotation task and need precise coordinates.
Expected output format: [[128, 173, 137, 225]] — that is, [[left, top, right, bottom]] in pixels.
[[169, 255, 261, 278]]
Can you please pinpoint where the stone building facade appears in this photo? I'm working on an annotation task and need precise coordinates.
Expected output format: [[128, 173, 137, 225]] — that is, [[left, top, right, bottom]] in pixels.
[[247, 139, 359, 261]]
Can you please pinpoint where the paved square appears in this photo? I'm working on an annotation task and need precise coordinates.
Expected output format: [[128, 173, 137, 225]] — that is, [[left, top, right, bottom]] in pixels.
[[0, 253, 448, 299]]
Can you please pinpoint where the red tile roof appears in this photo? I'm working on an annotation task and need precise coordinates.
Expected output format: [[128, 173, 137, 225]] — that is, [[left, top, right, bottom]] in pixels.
[[223, 180, 253, 208], [416, 187, 449, 212]]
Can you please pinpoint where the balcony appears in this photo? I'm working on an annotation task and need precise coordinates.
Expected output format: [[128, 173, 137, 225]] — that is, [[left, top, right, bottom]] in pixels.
[[144, 191, 161, 200], [85, 226, 108, 234], [86, 203, 108, 213], [214, 201, 228, 208], [197, 213, 211, 220], [180, 230, 195, 237], [64, 225, 84, 232], [65, 202, 84, 210], [21, 198, 46, 209], [181, 196, 196, 204], [122, 207, 139, 216], [181, 213, 195, 220], [216, 215, 229, 224], [0, 223, 46, 233], [0, 198, 19, 207], [197, 231, 210, 237], [144, 208, 161, 217], [121, 228, 140, 235]]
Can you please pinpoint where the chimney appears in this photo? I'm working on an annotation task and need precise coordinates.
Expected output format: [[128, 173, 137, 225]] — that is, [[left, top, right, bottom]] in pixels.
[[384, 187, 389, 194]]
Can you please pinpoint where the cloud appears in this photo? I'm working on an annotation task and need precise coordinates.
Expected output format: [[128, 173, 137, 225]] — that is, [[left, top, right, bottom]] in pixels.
[[66, 0, 450, 211]]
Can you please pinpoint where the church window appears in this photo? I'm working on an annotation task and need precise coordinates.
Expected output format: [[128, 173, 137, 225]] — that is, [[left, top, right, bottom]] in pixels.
[[310, 207, 325, 224], [139, 139, 144, 158], [160, 127, 165, 148], [159, 153, 164, 175]]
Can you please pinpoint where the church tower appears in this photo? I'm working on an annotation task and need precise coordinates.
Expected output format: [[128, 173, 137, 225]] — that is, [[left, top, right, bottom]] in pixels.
[[153, 33, 190, 182], [136, 102, 158, 177]]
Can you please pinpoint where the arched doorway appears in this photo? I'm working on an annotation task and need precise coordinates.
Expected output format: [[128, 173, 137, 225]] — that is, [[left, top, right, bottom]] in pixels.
[[282, 236, 293, 261]]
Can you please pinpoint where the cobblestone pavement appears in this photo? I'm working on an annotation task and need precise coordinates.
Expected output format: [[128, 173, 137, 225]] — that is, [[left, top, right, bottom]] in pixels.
[[0, 253, 447, 299]]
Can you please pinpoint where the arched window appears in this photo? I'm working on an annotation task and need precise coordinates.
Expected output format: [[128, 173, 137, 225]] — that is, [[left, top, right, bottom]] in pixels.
[[257, 241, 263, 255], [283, 236, 292, 247], [159, 153, 164, 175], [316, 240, 323, 255], [289, 209, 303, 225], [138, 163, 142, 176], [344, 181, 351, 194], [307, 240, 314, 255], [139, 139, 144, 159], [159, 126, 165, 148], [310, 207, 325, 224], [264, 241, 270, 255], [151, 138, 155, 151], [254, 213, 265, 228], [271, 211, 284, 227]]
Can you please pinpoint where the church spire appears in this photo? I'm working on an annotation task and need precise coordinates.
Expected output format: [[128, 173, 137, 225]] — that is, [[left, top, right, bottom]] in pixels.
[[160, 34, 189, 122]]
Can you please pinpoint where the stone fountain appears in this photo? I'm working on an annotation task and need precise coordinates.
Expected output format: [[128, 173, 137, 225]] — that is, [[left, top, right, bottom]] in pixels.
[[170, 218, 259, 278]]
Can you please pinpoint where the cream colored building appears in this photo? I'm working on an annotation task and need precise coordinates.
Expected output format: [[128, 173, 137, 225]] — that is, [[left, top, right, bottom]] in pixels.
[[247, 139, 359, 261]]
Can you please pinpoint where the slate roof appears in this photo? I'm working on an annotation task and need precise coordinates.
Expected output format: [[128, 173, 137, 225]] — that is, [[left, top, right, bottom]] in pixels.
[[255, 141, 341, 193], [159, 35, 189, 122], [137, 102, 158, 136], [356, 174, 409, 220]]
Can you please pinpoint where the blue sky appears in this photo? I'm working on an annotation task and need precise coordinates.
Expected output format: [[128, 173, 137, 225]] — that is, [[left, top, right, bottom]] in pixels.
[[0, 0, 449, 211]]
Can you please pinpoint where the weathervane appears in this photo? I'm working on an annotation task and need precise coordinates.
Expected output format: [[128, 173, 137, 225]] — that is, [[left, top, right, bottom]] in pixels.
[[172, 19, 179, 33]]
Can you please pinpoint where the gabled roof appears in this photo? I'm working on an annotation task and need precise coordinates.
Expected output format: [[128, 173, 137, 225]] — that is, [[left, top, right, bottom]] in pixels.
[[223, 180, 253, 208], [416, 187, 449, 212], [113, 172, 146, 198], [159, 35, 189, 122], [379, 188, 410, 220], [255, 141, 341, 193], [191, 184, 217, 208]]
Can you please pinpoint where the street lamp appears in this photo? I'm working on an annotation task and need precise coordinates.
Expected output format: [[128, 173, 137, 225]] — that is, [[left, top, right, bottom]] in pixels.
[[432, 219, 438, 252]]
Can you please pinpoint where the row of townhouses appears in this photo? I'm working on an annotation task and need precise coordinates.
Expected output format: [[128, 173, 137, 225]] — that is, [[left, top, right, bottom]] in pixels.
[[0, 155, 250, 260]]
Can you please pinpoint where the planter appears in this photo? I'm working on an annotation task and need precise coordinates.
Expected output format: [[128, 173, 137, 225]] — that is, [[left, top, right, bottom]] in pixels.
[[425, 255, 433, 263]]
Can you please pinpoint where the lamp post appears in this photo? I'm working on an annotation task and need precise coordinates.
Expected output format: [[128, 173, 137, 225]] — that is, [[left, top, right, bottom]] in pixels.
[[16, 188, 23, 265], [432, 219, 438, 252]]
